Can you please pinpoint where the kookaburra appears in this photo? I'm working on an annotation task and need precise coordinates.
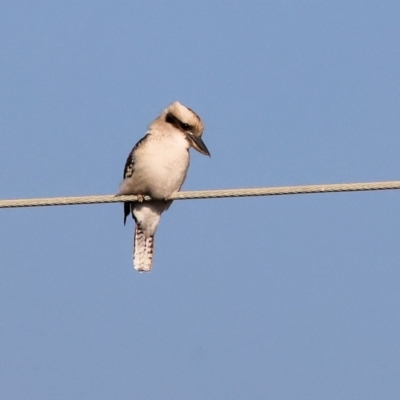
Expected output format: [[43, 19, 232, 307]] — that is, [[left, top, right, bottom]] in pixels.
[[118, 101, 210, 272]]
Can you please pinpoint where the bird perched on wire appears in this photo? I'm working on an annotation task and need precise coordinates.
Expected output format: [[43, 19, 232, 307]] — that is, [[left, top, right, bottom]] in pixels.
[[118, 101, 210, 272]]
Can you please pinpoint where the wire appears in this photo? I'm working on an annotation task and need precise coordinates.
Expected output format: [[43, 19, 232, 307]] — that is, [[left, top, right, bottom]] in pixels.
[[0, 180, 399, 209]]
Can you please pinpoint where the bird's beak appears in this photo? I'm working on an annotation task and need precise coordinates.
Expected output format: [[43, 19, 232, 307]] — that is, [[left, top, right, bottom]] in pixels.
[[186, 133, 210, 156]]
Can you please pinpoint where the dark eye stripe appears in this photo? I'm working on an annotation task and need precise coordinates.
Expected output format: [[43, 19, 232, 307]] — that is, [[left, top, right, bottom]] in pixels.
[[165, 112, 192, 132]]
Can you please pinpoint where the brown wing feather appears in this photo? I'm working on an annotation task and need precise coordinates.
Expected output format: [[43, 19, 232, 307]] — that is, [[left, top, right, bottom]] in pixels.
[[122, 134, 150, 225]]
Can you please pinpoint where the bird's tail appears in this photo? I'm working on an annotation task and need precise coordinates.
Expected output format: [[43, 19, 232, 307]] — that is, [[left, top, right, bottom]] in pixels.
[[133, 226, 154, 272]]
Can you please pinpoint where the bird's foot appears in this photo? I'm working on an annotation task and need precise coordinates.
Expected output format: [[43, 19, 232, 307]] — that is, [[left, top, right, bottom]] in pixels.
[[163, 195, 173, 202], [163, 196, 175, 205], [136, 194, 145, 203]]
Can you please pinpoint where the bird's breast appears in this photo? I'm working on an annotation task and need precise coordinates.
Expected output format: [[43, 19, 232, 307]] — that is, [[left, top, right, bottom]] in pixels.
[[135, 135, 190, 199]]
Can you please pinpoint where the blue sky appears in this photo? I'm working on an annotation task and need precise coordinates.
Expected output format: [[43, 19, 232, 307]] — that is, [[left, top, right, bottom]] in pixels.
[[1, 2, 400, 399]]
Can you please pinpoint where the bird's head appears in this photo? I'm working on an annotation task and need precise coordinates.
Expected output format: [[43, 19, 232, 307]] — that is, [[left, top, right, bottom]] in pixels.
[[164, 101, 210, 156]]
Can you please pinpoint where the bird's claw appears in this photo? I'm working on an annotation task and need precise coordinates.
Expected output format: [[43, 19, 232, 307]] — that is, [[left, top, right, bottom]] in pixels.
[[164, 194, 174, 202], [136, 194, 144, 203]]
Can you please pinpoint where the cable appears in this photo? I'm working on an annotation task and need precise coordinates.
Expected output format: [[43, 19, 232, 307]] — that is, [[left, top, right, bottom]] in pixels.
[[0, 180, 399, 209]]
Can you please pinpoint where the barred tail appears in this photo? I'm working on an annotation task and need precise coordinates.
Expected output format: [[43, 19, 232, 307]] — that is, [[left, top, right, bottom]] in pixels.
[[133, 226, 154, 272]]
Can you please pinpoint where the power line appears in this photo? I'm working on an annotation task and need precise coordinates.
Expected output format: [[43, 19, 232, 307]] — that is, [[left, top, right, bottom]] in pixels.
[[0, 180, 399, 209]]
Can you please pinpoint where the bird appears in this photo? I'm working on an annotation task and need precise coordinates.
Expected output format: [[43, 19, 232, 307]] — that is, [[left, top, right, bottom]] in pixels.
[[117, 101, 210, 272]]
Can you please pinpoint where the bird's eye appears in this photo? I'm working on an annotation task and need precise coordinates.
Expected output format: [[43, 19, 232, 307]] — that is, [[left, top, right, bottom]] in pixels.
[[182, 123, 190, 130]]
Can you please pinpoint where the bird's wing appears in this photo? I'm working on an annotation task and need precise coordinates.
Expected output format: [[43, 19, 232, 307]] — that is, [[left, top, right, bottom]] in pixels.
[[122, 134, 150, 225], [123, 134, 149, 179]]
